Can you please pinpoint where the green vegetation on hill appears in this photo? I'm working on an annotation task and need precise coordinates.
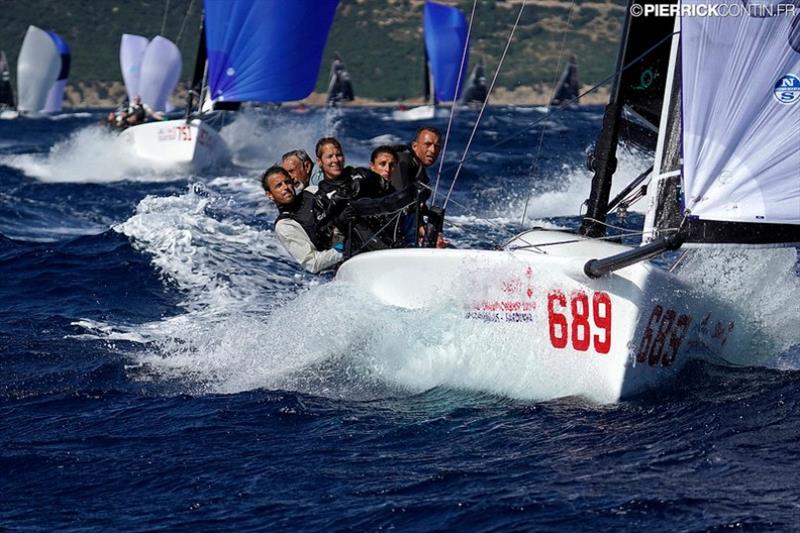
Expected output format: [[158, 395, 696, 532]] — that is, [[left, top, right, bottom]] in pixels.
[[0, 0, 625, 101]]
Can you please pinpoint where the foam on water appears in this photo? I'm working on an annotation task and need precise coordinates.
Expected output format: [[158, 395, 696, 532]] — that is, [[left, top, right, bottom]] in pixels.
[[1, 126, 189, 183], [674, 247, 800, 368]]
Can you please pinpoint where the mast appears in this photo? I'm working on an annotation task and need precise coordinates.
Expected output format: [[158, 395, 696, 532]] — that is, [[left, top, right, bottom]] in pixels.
[[187, 12, 206, 115], [580, 0, 677, 238], [423, 44, 432, 105], [578, 2, 633, 238]]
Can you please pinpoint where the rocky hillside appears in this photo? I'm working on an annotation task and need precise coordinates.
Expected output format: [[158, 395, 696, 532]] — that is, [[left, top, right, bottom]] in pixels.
[[1, 0, 625, 105]]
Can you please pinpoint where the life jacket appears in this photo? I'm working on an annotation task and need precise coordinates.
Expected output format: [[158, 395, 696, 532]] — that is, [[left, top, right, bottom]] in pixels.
[[275, 190, 332, 251]]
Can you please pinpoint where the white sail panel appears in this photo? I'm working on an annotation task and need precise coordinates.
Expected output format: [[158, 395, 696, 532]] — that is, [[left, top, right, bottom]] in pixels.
[[139, 36, 182, 112], [120, 34, 149, 103], [16, 25, 61, 113], [681, 0, 800, 225]]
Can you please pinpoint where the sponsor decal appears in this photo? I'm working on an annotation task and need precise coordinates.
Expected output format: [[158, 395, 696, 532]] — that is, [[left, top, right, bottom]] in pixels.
[[467, 267, 536, 322], [774, 74, 800, 104]]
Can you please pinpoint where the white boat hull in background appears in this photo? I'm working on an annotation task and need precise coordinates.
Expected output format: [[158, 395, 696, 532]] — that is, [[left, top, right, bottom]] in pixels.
[[392, 104, 450, 122], [119, 118, 228, 172], [335, 230, 740, 403]]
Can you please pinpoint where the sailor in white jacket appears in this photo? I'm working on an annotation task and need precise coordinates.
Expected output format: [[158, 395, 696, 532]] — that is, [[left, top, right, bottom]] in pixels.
[[263, 166, 342, 273]]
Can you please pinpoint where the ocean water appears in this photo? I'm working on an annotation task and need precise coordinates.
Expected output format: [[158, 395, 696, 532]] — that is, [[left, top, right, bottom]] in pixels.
[[1, 107, 798, 530]]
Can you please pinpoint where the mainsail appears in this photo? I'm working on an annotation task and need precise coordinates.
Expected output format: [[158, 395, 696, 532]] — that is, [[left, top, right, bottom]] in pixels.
[[120, 34, 150, 104], [41, 31, 70, 113], [646, 0, 800, 245], [203, 0, 339, 103], [423, 0, 469, 103], [139, 37, 182, 112], [0, 51, 13, 107], [16, 25, 61, 113]]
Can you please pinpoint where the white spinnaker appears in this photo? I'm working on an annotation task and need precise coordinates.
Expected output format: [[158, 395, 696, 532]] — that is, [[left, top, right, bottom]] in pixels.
[[120, 34, 149, 103], [681, 0, 800, 225], [42, 79, 67, 113], [16, 26, 61, 113], [139, 36, 182, 112]]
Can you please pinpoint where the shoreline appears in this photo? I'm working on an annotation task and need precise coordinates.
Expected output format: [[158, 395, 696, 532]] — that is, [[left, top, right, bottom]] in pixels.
[[63, 81, 611, 109]]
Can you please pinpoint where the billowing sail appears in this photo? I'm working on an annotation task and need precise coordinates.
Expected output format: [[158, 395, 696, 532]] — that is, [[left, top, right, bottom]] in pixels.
[[203, 0, 339, 103], [120, 34, 149, 103], [423, 1, 469, 103], [41, 31, 70, 113], [139, 36, 182, 112], [0, 51, 13, 107], [16, 25, 61, 113], [681, 0, 800, 241]]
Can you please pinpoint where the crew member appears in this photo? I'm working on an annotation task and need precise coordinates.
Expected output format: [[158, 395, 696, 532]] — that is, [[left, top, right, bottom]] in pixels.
[[281, 149, 316, 193], [390, 126, 444, 247], [263, 165, 342, 273]]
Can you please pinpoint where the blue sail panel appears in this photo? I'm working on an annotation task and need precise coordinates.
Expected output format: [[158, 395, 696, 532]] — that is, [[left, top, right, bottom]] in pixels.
[[424, 1, 469, 103], [204, 0, 339, 103], [46, 31, 70, 80]]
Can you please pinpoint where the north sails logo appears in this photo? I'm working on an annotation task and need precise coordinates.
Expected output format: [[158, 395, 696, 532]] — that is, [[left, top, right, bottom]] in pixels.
[[773, 74, 800, 104]]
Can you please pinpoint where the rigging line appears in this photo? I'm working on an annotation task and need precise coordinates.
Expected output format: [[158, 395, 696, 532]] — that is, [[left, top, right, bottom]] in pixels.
[[433, 30, 680, 187], [418, 180, 519, 237], [442, 0, 527, 211], [433, 0, 478, 205], [175, 0, 196, 45], [522, 0, 577, 226], [160, 0, 171, 36]]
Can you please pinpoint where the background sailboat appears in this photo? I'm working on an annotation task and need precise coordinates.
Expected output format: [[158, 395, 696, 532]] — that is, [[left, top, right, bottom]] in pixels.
[[6, 25, 65, 119], [119, 34, 183, 113], [120, 0, 339, 171], [0, 51, 14, 112], [549, 55, 579, 107], [393, 0, 469, 121], [327, 53, 354, 106], [460, 60, 487, 105]]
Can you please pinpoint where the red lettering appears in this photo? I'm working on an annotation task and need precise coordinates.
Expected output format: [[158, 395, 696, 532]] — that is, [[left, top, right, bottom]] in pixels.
[[547, 290, 568, 349], [571, 292, 591, 351], [592, 292, 612, 354]]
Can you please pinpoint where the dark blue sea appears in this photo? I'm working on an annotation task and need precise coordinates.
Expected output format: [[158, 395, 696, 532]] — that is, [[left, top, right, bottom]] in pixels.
[[2, 107, 799, 530]]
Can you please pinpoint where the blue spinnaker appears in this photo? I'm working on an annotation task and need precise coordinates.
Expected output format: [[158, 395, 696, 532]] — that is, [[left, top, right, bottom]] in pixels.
[[424, 1, 469, 103], [46, 31, 70, 81], [203, 0, 339, 103]]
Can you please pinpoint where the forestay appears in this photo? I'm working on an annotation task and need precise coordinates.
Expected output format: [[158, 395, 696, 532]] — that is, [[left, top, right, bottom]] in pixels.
[[41, 31, 70, 113], [16, 25, 61, 113], [120, 34, 150, 103], [681, 0, 800, 231], [424, 1, 470, 103], [203, 0, 339, 103]]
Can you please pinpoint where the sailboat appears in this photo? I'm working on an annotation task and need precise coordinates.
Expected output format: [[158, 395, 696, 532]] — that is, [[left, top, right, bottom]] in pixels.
[[327, 53, 354, 106], [393, 0, 469, 122], [460, 60, 488, 105], [337, 0, 800, 402], [550, 55, 579, 107], [1, 25, 70, 120], [0, 51, 14, 114], [119, 34, 182, 113], [119, 0, 339, 172]]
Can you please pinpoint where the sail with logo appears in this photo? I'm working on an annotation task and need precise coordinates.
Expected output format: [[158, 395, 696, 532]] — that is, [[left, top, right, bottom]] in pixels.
[[643, 0, 800, 245], [394, 0, 469, 121]]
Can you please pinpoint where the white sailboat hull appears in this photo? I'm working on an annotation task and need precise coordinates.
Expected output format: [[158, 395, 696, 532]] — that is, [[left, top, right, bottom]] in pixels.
[[119, 118, 228, 172], [392, 105, 449, 122], [335, 230, 739, 403]]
